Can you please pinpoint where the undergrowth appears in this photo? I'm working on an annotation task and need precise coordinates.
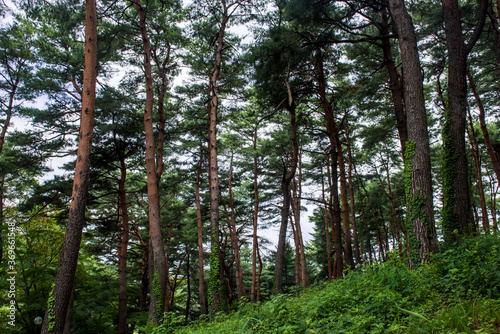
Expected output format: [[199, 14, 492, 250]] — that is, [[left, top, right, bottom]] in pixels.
[[150, 234, 500, 334]]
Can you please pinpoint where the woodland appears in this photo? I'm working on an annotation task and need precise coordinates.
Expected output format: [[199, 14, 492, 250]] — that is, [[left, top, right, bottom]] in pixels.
[[0, 0, 499, 333]]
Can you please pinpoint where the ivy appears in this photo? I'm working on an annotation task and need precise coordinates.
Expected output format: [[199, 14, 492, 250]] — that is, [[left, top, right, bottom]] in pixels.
[[208, 231, 222, 312], [403, 140, 426, 266], [152, 263, 163, 321], [47, 283, 55, 332]]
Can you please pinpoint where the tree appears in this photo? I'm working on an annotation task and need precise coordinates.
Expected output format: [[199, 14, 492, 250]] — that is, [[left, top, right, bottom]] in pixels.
[[440, 0, 487, 242], [41, 0, 97, 331], [387, 0, 438, 266]]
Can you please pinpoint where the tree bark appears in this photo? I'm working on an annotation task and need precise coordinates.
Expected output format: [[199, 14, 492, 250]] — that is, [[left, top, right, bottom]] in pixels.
[[206, 1, 229, 312], [134, 0, 168, 323], [440, 0, 487, 242], [41, 0, 97, 331], [388, 0, 438, 266]]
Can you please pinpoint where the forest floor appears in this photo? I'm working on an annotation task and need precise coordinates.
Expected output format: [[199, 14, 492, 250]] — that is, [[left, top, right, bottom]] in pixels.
[[150, 234, 500, 334]]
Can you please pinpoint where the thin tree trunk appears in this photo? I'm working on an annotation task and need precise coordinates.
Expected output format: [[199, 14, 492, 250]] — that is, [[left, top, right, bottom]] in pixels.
[[380, 6, 408, 158], [164, 226, 173, 312], [466, 108, 490, 232], [195, 146, 207, 314], [291, 152, 308, 286], [185, 244, 191, 323], [256, 248, 263, 302], [375, 156, 402, 254], [358, 192, 373, 263], [322, 165, 332, 281], [290, 213, 301, 286], [467, 68, 500, 184], [314, 50, 354, 271], [134, 0, 168, 323], [41, 0, 97, 331], [130, 219, 149, 313], [227, 153, 246, 300], [117, 156, 130, 334], [251, 129, 260, 302], [346, 125, 362, 264]]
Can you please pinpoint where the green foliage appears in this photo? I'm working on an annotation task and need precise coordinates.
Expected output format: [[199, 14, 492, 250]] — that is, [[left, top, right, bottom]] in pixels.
[[163, 235, 500, 334], [431, 235, 500, 299]]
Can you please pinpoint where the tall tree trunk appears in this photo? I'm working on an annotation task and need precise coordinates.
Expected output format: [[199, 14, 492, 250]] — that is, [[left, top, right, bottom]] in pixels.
[[440, 0, 487, 242], [380, 6, 408, 158], [275, 97, 299, 294], [467, 69, 500, 184], [134, 0, 168, 323], [185, 244, 191, 323], [195, 147, 207, 314], [388, 0, 438, 267], [346, 125, 362, 264], [117, 156, 130, 334], [251, 128, 260, 302], [291, 152, 308, 286], [314, 50, 354, 270], [322, 165, 332, 281], [41, 0, 97, 331], [207, 2, 228, 313], [227, 153, 246, 300]]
